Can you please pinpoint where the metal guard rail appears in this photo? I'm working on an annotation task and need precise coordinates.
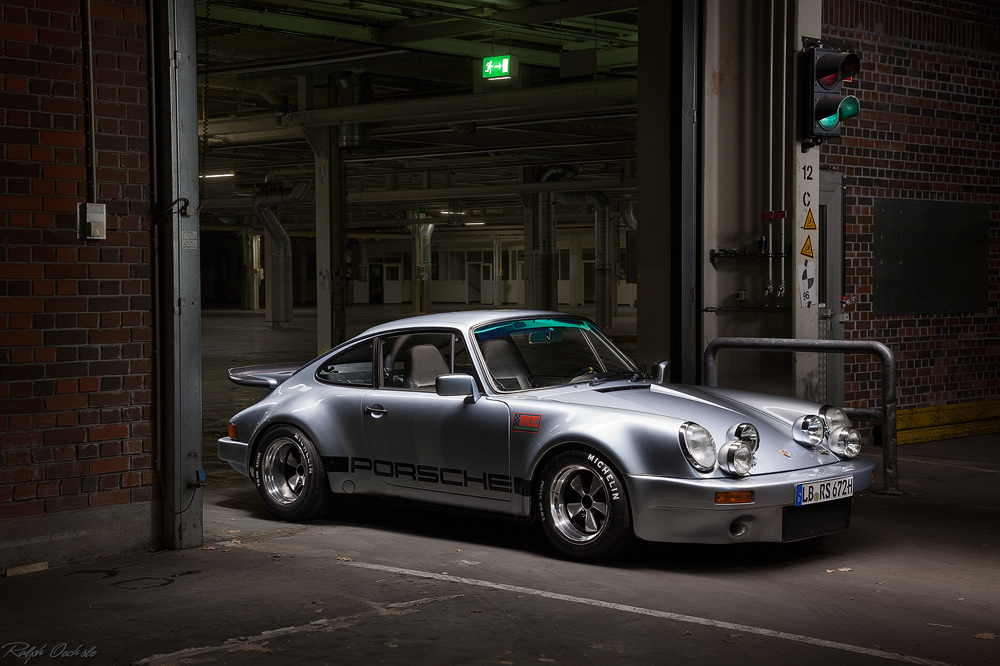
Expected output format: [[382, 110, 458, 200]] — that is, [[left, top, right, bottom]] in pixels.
[[703, 337, 900, 494]]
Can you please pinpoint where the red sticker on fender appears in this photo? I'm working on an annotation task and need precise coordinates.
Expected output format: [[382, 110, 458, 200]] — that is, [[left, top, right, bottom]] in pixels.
[[512, 413, 541, 433]]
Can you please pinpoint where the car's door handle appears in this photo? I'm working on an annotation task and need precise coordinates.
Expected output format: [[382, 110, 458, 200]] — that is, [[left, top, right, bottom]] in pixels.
[[364, 404, 388, 418]]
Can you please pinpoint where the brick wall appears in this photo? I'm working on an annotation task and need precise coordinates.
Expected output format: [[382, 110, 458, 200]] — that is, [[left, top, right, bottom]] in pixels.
[[823, 0, 1000, 411], [0, 1, 155, 526]]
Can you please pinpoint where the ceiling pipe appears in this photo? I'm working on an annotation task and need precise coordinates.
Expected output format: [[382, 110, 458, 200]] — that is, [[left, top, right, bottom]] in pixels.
[[621, 199, 638, 231], [202, 75, 290, 107], [336, 71, 373, 149], [208, 50, 435, 79], [252, 179, 311, 246], [264, 164, 315, 183], [478, 0, 533, 8]]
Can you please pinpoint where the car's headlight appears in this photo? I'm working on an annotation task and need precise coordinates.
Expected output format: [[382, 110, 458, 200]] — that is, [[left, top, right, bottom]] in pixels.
[[821, 406, 852, 430], [820, 406, 861, 458], [728, 423, 760, 454], [718, 440, 753, 476], [792, 415, 825, 446], [829, 426, 862, 458], [679, 422, 717, 472]]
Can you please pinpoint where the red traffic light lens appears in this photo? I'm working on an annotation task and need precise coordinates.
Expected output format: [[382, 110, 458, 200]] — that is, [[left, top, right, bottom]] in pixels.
[[816, 52, 861, 89]]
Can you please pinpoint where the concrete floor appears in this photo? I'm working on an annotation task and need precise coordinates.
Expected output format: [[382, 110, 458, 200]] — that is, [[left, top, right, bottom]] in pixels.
[[2, 307, 998, 666]]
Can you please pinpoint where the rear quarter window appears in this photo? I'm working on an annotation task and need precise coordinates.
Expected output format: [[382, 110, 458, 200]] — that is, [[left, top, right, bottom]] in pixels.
[[316, 340, 374, 387]]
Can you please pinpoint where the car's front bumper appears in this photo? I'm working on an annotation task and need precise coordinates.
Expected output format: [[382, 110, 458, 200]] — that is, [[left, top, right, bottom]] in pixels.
[[218, 436, 250, 477], [627, 458, 875, 544]]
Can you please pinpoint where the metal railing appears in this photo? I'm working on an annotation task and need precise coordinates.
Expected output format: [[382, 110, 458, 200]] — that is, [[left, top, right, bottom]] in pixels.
[[703, 337, 900, 494]]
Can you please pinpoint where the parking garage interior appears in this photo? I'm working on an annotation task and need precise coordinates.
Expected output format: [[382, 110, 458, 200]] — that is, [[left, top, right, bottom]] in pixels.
[[1, 0, 998, 663]]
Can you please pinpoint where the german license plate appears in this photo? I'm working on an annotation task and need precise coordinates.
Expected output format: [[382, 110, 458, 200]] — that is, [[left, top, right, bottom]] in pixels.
[[795, 475, 853, 506]]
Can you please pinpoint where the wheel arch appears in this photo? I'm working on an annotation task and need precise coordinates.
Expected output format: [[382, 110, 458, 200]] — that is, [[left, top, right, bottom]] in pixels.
[[246, 417, 346, 480], [525, 437, 633, 520]]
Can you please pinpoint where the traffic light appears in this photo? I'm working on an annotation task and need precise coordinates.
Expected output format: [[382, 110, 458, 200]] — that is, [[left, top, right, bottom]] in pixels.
[[803, 47, 861, 141]]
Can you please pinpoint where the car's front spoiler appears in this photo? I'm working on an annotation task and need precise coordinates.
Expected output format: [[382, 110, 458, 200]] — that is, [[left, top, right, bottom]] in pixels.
[[218, 437, 250, 477], [627, 458, 875, 544]]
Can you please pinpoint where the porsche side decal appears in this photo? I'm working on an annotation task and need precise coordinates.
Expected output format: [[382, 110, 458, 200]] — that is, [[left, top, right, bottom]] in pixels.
[[326, 456, 513, 493]]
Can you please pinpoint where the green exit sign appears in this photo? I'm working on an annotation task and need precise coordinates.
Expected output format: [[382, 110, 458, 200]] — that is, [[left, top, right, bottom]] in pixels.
[[482, 54, 518, 80]]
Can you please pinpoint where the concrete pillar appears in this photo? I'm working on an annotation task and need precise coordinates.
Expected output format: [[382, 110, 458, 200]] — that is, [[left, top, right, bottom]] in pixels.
[[636, 0, 674, 370], [519, 166, 539, 309], [302, 74, 348, 353]]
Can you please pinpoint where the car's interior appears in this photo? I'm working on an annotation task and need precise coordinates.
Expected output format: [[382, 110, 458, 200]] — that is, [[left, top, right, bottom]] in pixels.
[[402, 344, 450, 390], [481, 338, 531, 390]]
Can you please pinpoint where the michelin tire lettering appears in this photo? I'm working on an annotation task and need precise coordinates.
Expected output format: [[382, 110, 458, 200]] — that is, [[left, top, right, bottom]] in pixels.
[[587, 453, 621, 501]]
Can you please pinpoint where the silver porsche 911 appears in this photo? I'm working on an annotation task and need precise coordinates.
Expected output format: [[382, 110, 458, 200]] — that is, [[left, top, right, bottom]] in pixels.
[[219, 310, 874, 561]]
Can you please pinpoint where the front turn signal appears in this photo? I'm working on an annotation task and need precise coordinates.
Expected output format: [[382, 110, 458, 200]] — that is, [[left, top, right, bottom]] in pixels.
[[715, 491, 754, 504]]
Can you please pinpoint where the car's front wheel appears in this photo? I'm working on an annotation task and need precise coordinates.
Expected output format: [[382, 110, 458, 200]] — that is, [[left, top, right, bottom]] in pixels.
[[538, 450, 634, 561], [252, 425, 334, 521]]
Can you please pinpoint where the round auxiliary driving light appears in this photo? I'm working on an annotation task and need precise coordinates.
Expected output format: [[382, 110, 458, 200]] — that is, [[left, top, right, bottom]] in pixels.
[[718, 440, 753, 476], [821, 406, 852, 429], [830, 427, 862, 458], [793, 415, 825, 447], [730, 423, 760, 454]]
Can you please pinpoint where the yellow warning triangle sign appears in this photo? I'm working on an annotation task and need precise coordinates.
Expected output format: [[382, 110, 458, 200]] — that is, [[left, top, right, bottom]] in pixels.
[[803, 208, 817, 230], [800, 235, 815, 259]]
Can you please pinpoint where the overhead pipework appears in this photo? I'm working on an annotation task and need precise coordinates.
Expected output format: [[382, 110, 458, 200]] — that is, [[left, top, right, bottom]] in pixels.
[[335, 71, 373, 149]]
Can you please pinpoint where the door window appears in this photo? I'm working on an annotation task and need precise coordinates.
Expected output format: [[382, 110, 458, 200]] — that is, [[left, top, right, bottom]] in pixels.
[[380, 331, 471, 391]]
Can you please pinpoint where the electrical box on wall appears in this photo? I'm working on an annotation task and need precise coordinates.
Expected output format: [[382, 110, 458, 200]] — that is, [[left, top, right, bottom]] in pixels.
[[78, 202, 106, 240]]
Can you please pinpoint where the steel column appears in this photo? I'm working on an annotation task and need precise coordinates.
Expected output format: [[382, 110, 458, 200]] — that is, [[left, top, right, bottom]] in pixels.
[[153, 0, 203, 549]]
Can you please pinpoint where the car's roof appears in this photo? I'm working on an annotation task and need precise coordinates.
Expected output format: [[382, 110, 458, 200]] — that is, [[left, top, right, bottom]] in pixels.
[[359, 309, 587, 337]]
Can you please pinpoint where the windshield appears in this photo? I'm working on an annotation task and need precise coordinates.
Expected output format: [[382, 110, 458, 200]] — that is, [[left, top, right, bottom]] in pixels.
[[473, 317, 638, 391]]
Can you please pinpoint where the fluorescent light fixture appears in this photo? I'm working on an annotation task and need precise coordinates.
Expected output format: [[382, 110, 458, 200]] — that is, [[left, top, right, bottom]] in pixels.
[[200, 171, 235, 179], [440, 210, 466, 216], [465, 221, 485, 226]]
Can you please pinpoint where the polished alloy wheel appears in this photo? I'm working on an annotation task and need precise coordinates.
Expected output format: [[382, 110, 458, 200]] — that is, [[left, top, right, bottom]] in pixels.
[[547, 463, 611, 543], [260, 437, 307, 506]]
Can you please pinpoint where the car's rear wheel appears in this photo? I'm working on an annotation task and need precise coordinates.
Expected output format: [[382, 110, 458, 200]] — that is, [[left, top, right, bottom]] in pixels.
[[538, 450, 634, 561], [252, 425, 333, 521]]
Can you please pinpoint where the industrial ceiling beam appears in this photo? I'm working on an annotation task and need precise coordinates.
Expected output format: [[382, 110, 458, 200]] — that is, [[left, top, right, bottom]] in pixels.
[[201, 176, 636, 211], [207, 78, 636, 143], [372, 0, 639, 48], [196, 3, 561, 67]]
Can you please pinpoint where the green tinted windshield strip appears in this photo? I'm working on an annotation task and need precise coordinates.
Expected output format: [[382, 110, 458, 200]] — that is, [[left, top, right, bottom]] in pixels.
[[474, 317, 590, 339]]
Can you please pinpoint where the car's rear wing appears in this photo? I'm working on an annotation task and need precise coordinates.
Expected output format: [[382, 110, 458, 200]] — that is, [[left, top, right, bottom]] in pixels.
[[228, 362, 303, 391]]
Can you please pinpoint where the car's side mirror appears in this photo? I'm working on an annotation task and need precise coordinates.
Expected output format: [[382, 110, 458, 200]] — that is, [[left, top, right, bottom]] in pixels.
[[435, 373, 481, 403]]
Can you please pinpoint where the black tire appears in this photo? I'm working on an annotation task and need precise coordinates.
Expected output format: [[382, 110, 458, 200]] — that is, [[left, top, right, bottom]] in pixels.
[[251, 425, 334, 521], [537, 450, 634, 561]]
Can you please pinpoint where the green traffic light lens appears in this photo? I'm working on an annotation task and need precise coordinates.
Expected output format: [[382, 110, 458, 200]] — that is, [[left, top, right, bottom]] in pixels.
[[816, 95, 861, 130], [839, 95, 860, 122], [818, 112, 839, 130]]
